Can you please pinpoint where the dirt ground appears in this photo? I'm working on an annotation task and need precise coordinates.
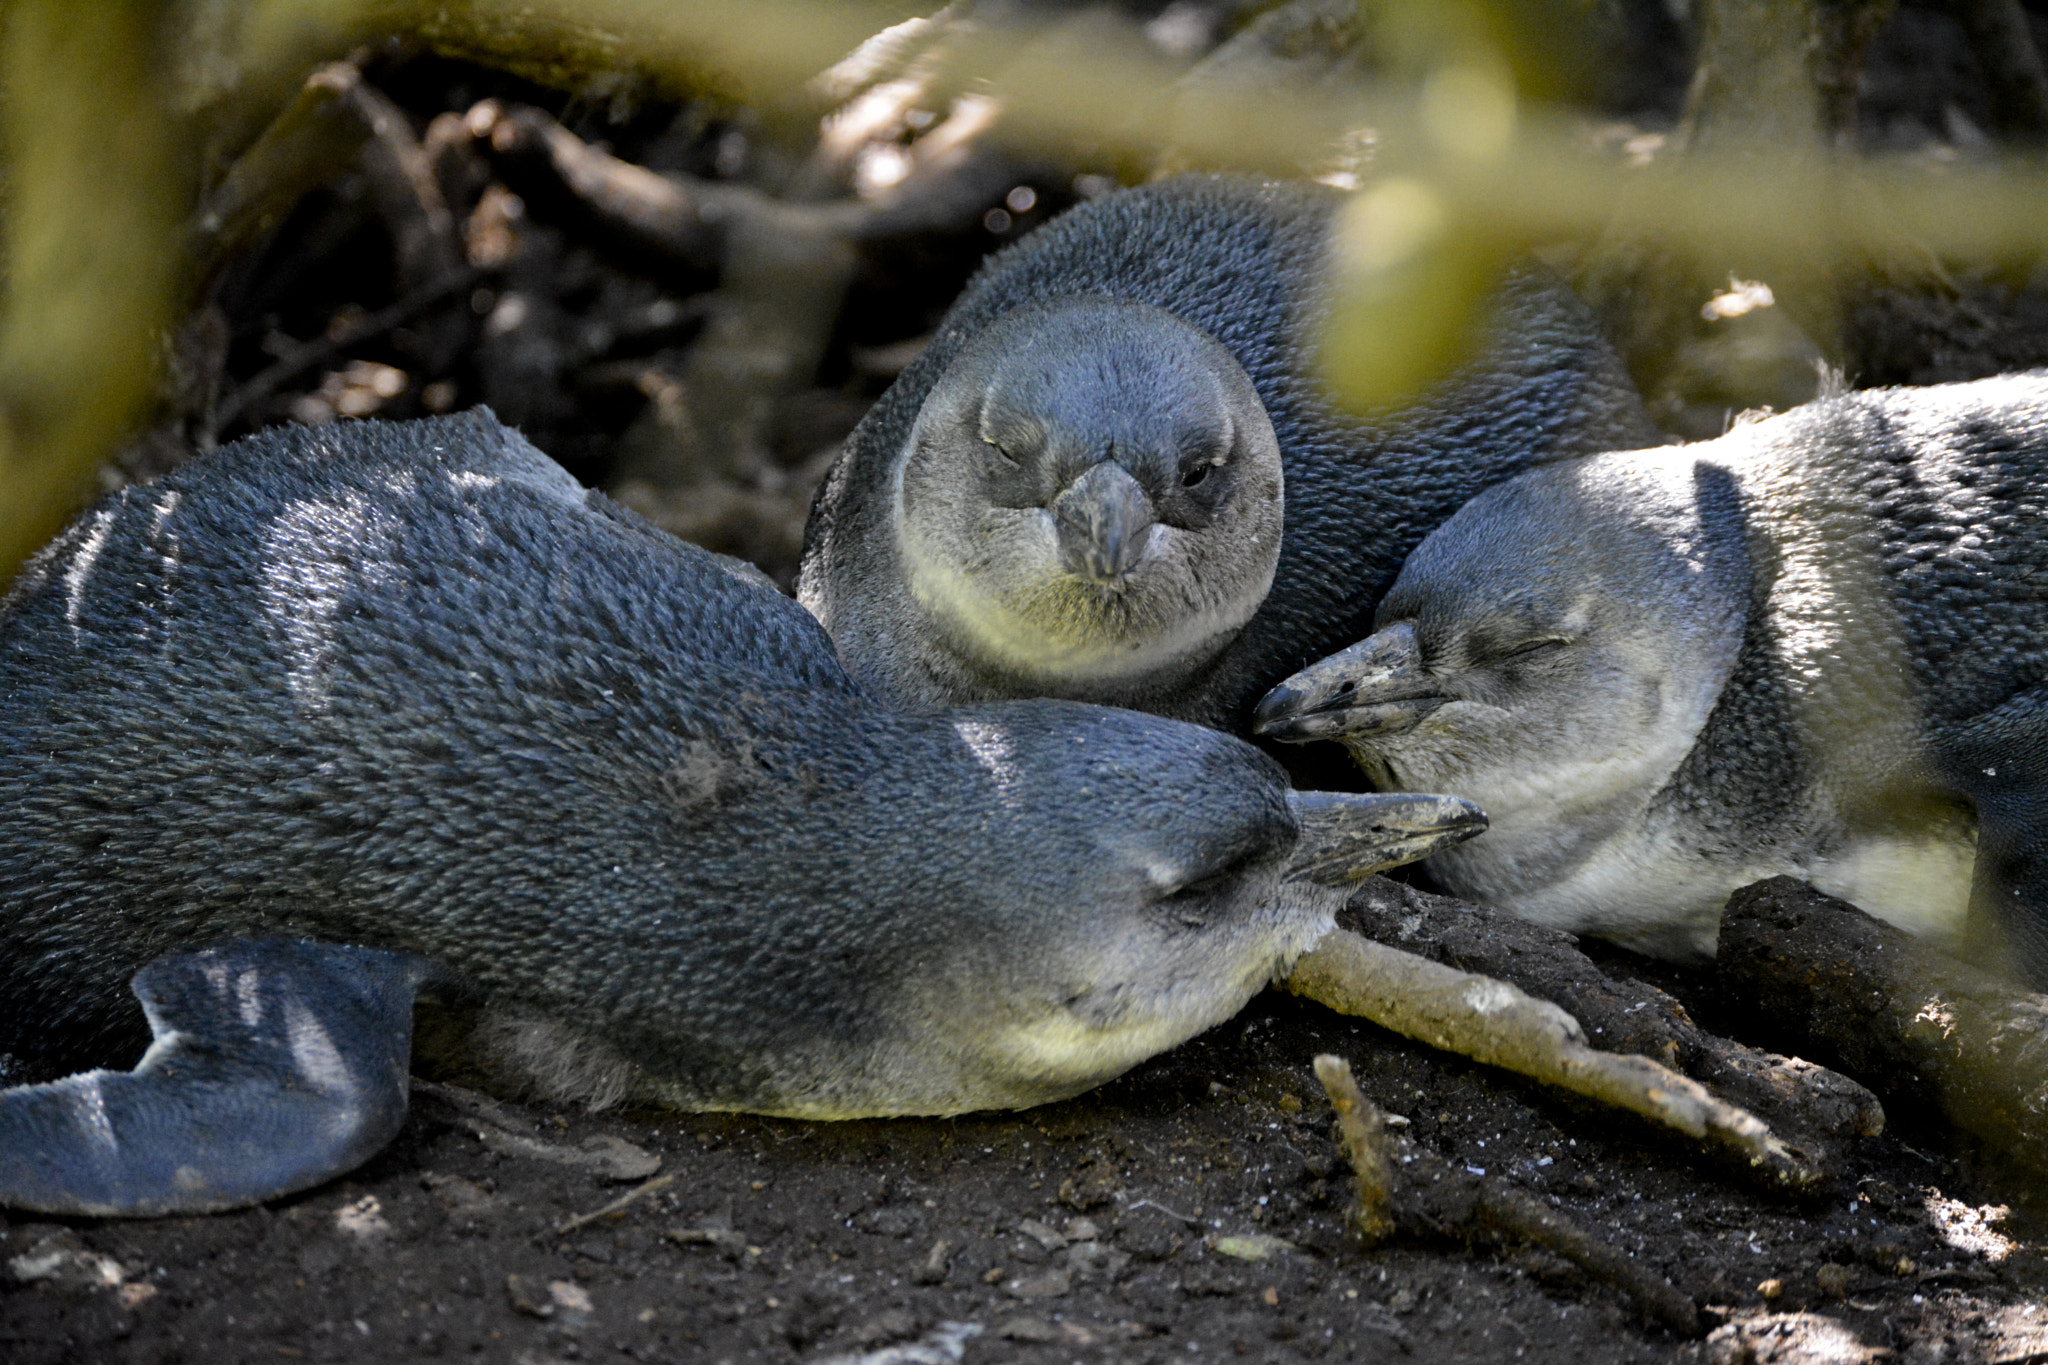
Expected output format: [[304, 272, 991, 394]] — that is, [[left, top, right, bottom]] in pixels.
[[12, 2, 2048, 1361], [5, 894, 2047, 1365]]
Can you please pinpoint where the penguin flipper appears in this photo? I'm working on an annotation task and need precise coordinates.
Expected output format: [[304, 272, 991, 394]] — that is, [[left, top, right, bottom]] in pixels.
[[0, 939, 433, 1216]]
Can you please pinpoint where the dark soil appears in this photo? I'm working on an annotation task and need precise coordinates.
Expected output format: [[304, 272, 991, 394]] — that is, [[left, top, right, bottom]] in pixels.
[[13, 4, 2048, 1362], [6, 934, 2046, 1364]]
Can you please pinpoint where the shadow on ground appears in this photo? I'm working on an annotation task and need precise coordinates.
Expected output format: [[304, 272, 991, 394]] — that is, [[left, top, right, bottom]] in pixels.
[[6, 968, 2043, 1364]]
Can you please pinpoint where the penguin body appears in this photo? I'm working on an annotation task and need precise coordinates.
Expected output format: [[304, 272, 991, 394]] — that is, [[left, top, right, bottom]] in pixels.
[[0, 411, 1481, 1214], [1256, 374, 2048, 983], [799, 174, 1660, 730]]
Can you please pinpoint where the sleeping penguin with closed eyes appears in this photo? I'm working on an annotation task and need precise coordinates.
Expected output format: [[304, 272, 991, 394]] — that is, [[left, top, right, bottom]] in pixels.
[[0, 410, 1481, 1216], [1257, 373, 2048, 986]]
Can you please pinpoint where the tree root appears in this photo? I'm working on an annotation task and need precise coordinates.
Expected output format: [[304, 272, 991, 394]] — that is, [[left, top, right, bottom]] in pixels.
[[472, 99, 1023, 488], [1717, 876, 2048, 1175], [1282, 927, 1834, 1191], [1313, 1054, 1704, 1336], [189, 64, 376, 288], [1338, 879, 1884, 1175]]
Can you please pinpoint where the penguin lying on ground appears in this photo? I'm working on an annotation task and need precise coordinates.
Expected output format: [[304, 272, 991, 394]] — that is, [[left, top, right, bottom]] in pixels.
[[1254, 373, 2048, 985], [0, 410, 1481, 1216], [799, 174, 1660, 731]]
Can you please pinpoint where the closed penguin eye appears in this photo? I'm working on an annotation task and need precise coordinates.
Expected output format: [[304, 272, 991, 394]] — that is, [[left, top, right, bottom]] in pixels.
[[1156, 851, 1260, 908], [1494, 636, 1570, 663], [984, 438, 1020, 467]]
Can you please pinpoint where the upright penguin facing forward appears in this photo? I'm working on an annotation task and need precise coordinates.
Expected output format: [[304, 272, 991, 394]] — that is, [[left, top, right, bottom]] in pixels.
[[800, 175, 1660, 731], [0, 411, 1481, 1216], [1255, 373, 2048, 984]]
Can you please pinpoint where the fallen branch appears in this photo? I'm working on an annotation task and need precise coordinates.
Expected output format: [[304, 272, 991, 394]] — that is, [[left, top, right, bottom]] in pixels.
[[477, 102, 729, 272], [1340, 879, 1885, 1171], [188, 64, 377, 288], [1282, 927, 1826, 1190], [473, 101, 1023, 486], [1717, 877, 2048, 1174], [1314, 1054, 1704, 1336]]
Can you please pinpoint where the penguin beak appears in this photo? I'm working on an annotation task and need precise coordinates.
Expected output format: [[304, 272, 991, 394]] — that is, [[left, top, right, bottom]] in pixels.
[[1252, 623, 1446, 745], [1050, 462, 1157, 585], [1283, 789, 1487, 886]]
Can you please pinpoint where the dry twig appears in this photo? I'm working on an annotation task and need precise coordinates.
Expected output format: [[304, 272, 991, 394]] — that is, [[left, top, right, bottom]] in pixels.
[[412, 1080, 663, 1180], [1340, 879, 1885, 1171], [553, 1173, 677, 1235], [1314, 1054, 1704, 1336], [1282, 929, 1826, 1190]]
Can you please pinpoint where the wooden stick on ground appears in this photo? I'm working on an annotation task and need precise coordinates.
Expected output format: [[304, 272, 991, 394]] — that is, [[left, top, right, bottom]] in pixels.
[[1339, 879, 1885, 1169], [1283, 928, 1827, 1190], [1717, 876, 2048, 1174], [1314, 1054, 1704, 1337]]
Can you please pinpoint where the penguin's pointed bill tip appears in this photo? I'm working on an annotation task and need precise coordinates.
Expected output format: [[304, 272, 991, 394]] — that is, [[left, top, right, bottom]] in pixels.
[[1284, 789, 1487, 887], [1253, 624, 1445, 745]]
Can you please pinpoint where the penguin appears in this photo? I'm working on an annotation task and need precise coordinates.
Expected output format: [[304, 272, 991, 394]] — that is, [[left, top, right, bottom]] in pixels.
[[1252, 372, 2048, 986], [798, 174, 1661, 731], [0, 410, 1483, 1215]]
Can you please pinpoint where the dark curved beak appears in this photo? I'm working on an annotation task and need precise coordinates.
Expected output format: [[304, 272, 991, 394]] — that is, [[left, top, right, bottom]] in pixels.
[[1253, 623, 1446, 745], [1050, 461, 1156, 584], [1283, 789, 1487, 886]]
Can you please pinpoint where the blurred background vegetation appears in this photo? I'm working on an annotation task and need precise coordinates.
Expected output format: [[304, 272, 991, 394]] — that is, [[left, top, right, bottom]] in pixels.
[[5, 0, 2048, 587]]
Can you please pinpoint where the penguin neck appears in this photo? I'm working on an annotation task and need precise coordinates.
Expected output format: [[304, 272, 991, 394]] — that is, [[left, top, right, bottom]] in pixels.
[[938, 627, 1234, 715], [1657, 422, 1977, 947], [1668, 427, 1930, 843]]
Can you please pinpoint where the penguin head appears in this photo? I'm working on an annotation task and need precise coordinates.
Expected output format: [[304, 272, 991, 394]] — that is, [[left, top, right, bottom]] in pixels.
[[890, 298, 1283, 695], [846, 702, 1480, 1114], [1254, 452, 1748, 899]]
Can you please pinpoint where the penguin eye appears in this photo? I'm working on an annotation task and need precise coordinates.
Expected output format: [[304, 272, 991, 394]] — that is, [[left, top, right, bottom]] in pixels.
[[1156, 852, 1258, 908], [984, 439, 1020, 468], [1496, 637, 1569, 664], [1181, 462, 1212, 488]]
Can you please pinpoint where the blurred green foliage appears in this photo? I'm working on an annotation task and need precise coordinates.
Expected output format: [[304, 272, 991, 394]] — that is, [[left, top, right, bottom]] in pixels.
[[2, 0, 2046, 582], [0, 2, 188, 579]]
